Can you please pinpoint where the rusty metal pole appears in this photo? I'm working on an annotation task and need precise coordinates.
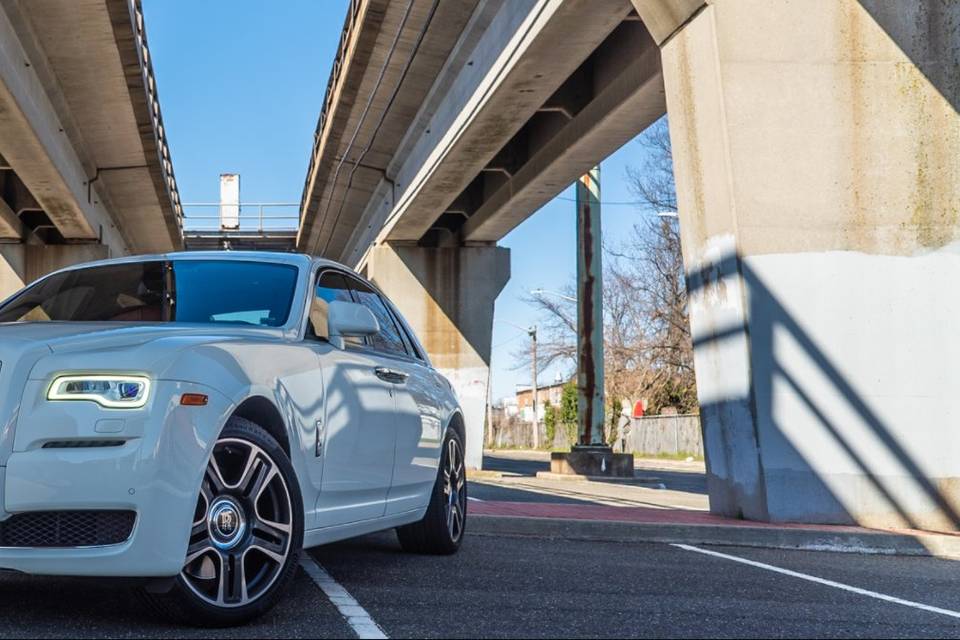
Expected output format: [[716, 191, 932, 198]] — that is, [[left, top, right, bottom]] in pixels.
[[575, 166, 605, 446]]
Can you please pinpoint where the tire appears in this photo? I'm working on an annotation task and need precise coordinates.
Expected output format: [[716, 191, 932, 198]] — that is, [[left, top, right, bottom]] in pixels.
[[141, 416, 304, 627], [396, 427, 466, 555]]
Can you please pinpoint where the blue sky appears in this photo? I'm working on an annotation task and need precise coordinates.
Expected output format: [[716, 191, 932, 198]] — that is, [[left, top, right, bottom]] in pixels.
[[143, 0, 654, 403]]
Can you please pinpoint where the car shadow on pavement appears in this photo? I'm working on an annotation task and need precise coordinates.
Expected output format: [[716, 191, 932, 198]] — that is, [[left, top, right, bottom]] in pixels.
[[0, 570, 350, 638]]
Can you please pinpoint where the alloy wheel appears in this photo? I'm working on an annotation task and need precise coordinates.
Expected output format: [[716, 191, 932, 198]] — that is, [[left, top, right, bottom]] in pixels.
[[442, 436, 466, 543], [181, 437, 293, 608]]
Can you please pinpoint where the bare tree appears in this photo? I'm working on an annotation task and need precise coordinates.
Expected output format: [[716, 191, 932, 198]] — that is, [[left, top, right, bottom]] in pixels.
[[624, 118, 676, 215], [516, 283, 577, 373], [616, 117, 697, 413], [515, 116, 697, 415]]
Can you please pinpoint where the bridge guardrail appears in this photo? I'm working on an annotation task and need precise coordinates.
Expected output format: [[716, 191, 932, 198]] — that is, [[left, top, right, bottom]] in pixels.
[[180, 203, 300, 235]]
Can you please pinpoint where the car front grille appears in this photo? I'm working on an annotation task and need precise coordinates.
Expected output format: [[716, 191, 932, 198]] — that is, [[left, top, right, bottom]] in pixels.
[[0, 510, 136, 547]]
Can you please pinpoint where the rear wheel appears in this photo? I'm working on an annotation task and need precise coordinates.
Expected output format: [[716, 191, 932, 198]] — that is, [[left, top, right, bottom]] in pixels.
[[396, 428, 466, 554], [142, 416, 303, 627]]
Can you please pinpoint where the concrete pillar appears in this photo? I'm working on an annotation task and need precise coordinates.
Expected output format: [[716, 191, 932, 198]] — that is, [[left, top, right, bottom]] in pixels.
[[661, 0, 960, 530], [0, 243, 108, 301], [0, 245, 25, 299], [23, 244, 109, 285], [364, 243, 510, 470]]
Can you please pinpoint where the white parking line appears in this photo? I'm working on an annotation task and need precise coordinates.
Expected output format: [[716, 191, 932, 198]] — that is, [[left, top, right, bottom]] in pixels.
[[300, 555, 388, 639], [673, 544, 960, 620], [467, 496, 484, 502]]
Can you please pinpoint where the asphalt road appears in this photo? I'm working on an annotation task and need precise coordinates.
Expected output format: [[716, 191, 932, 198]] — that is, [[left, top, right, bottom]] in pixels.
[[0, 528, 958, 638]]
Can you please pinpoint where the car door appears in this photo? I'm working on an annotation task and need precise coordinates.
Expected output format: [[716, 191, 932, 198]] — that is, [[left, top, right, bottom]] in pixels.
[[348, 282, 444, 516], [308, 270, 398, 527], [382, 344, 445, 516]]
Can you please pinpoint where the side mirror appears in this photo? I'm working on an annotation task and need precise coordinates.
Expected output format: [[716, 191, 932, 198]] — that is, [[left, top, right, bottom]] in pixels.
[[326, 300, 379, 349]]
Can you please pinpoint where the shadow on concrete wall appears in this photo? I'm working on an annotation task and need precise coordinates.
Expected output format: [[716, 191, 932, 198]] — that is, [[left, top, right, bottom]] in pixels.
[[687, 251, 960, 531], [859, 1, 960, 114]]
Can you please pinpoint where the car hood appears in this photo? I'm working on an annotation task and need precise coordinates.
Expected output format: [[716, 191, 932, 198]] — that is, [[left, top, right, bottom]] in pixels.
[[0, 321, 283, 352]]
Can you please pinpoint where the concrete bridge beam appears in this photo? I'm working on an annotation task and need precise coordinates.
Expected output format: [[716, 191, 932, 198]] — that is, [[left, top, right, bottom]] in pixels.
[[363, 243, 510, 470], [662, 0, 960, 530], [0, 1, 128, 252]]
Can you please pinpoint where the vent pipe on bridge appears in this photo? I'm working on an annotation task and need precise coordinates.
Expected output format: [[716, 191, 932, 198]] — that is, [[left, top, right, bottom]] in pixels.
[[219, 173, 240, 230]]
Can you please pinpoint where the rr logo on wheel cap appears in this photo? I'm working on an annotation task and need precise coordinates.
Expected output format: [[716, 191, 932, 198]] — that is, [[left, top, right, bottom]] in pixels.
[[209, 499, 246, 549], [217, 509, 237, 535]]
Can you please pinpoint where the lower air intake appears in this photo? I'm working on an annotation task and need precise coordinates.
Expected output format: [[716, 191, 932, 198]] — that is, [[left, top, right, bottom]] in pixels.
[[0, 510, 136, 547]]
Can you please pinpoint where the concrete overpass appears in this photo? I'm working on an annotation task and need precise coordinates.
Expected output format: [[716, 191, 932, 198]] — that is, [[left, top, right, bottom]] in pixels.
[[0, 0, 182, 289], [297, 0, 666, 469], [300, 0, 960, 533]]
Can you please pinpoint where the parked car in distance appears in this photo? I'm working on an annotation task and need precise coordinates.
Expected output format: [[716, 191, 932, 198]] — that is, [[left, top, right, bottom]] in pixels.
[[0, 251, 467, 626]]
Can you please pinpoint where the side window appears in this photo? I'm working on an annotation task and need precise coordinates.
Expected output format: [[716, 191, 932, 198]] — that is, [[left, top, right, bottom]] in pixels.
[[349, 279, 409, 357], [309, 271, 356, 342], [389, 303, 425, 362]]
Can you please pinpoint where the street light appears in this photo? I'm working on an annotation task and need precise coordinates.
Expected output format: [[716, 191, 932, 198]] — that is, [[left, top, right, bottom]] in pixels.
[[494, 319, 539, 448], [531, 288, 577, 302]]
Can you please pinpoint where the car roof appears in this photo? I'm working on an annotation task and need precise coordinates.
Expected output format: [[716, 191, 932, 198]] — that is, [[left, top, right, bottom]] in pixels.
[[47, 251, 351, 274]]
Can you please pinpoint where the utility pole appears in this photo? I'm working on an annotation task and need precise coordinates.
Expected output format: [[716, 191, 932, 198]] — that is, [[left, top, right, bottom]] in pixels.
[[529, 324, 539, 449], [549, 165, 631, 478], [575, 165, 605, 447]]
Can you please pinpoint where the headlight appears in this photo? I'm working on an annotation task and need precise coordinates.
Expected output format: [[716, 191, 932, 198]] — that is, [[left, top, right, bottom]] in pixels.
[[47, 375, 151, 409]]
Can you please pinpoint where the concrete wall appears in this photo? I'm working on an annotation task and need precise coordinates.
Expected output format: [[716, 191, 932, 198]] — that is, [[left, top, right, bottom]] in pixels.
[[364, 243, 510, 469], [663, 0, 960, 530]]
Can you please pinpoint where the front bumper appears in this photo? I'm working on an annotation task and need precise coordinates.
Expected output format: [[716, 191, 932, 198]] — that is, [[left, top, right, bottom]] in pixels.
[[0, 380, 232, 577]]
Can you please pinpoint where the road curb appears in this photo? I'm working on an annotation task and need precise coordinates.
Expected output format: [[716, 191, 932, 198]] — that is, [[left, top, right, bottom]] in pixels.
[[469, 514, 960, 560], [467, 469, 507, 479]]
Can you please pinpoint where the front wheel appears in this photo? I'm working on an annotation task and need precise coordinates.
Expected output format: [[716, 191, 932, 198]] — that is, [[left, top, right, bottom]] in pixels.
[[142, 417, 304, 627], [396, 428, 466, 554]]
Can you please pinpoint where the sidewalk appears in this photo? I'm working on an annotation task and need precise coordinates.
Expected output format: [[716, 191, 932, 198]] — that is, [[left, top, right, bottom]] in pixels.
[[472, 449, 960, 560], [469, 500, 960, 560]]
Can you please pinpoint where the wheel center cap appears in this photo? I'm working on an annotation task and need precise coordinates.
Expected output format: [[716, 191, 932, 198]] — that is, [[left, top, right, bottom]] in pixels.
[[209, 498, 247, 550]]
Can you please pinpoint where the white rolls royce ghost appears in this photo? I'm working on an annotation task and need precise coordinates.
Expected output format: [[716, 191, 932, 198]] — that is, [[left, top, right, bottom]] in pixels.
[[0, 251, 467, 626]]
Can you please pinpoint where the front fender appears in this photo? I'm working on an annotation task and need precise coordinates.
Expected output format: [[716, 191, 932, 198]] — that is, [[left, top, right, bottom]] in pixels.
[[2, 380, 234, 576]]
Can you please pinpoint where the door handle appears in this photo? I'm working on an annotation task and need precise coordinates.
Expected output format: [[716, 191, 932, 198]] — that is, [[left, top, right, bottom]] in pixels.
[[375, 367, 409, 383]]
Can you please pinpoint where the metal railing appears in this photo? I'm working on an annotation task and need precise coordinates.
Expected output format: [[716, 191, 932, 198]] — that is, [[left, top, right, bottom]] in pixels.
[[180, 203, 301, 235]]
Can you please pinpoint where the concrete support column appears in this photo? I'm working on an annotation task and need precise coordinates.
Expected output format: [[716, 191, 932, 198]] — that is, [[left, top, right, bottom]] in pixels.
[[0, 245, 26, 299], [23, 244, 109, 285], [662, 0, 960, 530], [364, 243, 510, 470], [0, 243, 107, 301]]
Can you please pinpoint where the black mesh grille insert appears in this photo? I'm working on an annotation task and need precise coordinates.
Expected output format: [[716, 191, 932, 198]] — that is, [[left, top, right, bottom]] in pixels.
[[42, 440, 126, 449], [0, 511, 136, 547]]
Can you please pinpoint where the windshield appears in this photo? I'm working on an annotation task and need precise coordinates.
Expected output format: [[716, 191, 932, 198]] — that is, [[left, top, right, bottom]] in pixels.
[[0, 260, 300, 327]]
